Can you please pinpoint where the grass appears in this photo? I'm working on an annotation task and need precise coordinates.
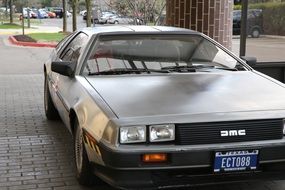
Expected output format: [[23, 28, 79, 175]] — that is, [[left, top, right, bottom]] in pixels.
[[27, 33, 66, 42], [0, 23, 22, 29]]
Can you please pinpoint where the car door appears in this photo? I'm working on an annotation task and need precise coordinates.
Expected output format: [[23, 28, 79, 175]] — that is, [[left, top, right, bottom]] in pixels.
[[52, 32, 89, 128], [47, 33, 75, 113]]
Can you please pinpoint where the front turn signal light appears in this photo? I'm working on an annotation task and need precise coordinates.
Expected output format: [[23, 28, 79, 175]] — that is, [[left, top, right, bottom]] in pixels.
[[142, 153, 167, 163]]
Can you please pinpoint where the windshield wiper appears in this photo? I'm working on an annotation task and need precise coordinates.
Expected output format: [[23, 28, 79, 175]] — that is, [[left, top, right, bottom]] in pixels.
[[161, 65, 238, 72], [89, 68, 169, 75], [161, 65, 214, 72], [214, 67, 238, 71]]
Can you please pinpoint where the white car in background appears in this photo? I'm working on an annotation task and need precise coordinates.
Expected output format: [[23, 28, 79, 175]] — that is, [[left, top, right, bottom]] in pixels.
[[107, 15, 134, 24], [66, 11, 72, 17], [22, 8, 33, 18], [0, 7, 9, 15], [100, 12, 116, 23], [80, 10, 86, 16]]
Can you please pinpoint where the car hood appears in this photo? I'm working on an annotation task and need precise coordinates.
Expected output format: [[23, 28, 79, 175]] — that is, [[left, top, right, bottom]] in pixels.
[[86, 71, 285, 120]]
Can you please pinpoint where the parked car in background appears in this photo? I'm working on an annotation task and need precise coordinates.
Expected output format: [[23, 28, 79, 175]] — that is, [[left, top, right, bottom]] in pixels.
[[107, 15, 134, 24], [38, 9, 48, 19], [100, 12, 116, 23], [0, 7, 9, 15], [44, 25, 285, 189], [31, 9, 39, 18], [66, 11, 72, 17], [47, 7, 63, 18], [80, 10, 86, 16], [22, 8, 33, 18], [233, 9, 263, 38], [83, 11, 99, 24]]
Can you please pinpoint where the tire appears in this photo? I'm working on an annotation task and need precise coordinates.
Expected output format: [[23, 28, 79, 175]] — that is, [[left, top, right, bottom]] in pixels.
[[74, 120, 102, 186], [251, 28, 260, 38], [114, 21, 119, 24], [44, 75, 59, 120]]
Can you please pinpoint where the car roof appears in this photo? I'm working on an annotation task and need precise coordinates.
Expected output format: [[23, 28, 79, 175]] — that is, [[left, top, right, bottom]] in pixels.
[[81, 25, 200, 36]]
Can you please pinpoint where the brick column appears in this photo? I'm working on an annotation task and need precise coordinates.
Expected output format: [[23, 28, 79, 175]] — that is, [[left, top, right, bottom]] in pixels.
[[166, 0, 233, 49]]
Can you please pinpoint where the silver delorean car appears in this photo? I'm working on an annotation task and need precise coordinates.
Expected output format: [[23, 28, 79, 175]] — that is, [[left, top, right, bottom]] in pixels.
[[44, 25, 285, 189]]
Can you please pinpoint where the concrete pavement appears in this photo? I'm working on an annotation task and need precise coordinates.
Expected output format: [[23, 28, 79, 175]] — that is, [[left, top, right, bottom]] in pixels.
[[0, 25, 62, 35]]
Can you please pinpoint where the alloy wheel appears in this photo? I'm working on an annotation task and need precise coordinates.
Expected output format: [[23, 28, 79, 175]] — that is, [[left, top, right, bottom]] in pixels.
[[75, 126, 83, 173]]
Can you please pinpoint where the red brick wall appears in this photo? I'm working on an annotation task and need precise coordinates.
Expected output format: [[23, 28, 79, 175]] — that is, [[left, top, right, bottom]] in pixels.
[[166, 0, 233, 49]]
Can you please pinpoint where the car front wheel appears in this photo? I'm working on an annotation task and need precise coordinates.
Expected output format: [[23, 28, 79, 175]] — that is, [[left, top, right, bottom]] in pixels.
[[44, 75, 59, 120], [74, 120, 102, 186]]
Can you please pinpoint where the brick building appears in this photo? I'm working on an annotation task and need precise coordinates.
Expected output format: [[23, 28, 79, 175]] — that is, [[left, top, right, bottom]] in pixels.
[[166, 0, 233, 49]]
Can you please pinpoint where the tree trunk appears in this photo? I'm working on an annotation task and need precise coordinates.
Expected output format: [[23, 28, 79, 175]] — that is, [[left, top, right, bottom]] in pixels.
[[85, 0, 91, 27], [72, 0, 77, 31], [62, 0, 67, 32], [5, 0, 8, 19], [9, 0, 13, 24]]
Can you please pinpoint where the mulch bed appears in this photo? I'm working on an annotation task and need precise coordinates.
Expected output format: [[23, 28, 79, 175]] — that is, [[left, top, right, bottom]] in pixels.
[[13, 35, 37, 43]]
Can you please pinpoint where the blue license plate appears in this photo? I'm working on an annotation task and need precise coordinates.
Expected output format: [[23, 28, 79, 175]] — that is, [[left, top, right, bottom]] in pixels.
[[214, 150, 259, 173]]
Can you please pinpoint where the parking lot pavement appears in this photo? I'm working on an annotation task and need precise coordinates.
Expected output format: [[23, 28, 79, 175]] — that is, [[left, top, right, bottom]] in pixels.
[[0, 35, 285, 190], [232, 37, 285, 62]]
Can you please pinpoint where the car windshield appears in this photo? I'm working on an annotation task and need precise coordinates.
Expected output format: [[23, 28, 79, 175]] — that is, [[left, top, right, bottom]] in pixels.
[[84, 35, 243, 75]]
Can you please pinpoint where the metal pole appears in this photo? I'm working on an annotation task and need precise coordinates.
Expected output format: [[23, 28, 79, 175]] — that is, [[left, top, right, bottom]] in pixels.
[[240, 0, 248, 57], [63, 0, 67, 32], [27, 8, 30, 28]]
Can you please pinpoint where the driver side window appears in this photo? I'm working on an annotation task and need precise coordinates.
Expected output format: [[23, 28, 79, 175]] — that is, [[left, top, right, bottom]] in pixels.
[[60, 32, 88, 62]]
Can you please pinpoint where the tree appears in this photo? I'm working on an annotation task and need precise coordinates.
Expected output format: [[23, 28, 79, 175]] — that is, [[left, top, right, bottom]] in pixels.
[[109, 0, 165, 24], [62, 0, 67, 32], [42, 0, 52, 7], [5, 0, 8, 19], [78, 0, 85, 11], [9, 0, 13, 24], [85, 0, 91, 27], [71, 0, 77, 31]]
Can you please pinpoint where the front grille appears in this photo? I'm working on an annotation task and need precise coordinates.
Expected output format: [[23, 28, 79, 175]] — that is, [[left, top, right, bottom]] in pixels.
[[176, 119, 283, 145]]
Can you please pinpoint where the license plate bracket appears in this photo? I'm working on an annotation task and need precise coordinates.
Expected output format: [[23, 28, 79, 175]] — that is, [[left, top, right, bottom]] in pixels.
[[214, 150, 259, 173]]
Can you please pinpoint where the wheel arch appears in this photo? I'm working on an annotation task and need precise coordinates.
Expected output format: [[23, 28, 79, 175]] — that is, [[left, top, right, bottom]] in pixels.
[[69, 108, 78, 136], [250, 25, 261, 34], [44, 64, 47, 74]]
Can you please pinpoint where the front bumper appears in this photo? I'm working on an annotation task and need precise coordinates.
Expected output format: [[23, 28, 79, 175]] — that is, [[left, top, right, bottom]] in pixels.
[[92, 140, 285, 189]]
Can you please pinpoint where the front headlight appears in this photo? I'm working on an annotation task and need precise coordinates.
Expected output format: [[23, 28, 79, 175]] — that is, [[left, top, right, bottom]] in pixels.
[[150, 124, 175, 142], [120, 126, 146, 144]]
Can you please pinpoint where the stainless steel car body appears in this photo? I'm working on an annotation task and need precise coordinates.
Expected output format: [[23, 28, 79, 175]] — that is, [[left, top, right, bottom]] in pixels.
[[44, 25, 285, 189]]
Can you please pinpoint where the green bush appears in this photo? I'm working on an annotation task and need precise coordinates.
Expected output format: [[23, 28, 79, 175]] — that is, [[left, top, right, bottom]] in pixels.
[[249, 2, 285, 35], [234, 5, 242, 10]]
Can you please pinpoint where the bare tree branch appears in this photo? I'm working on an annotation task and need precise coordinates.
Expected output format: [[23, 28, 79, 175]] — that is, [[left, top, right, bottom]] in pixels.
[[154, 1, 166, 25]]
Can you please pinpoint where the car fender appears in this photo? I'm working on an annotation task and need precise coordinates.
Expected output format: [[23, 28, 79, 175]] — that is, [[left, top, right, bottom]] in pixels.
[[70, 94, 109, 166]]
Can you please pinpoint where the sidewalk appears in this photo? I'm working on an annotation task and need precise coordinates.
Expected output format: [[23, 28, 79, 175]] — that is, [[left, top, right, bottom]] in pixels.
[[0, 25, 62, 35]]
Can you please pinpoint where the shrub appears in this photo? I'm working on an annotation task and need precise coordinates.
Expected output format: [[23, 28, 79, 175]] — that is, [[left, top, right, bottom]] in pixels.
[[234, 5, 242, 10], [250, 2, 285, 35]]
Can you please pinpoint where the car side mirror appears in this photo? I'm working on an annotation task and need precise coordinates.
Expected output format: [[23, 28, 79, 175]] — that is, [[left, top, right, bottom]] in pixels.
[[51, 61, 76, 77], [240, 56, 257, 66]]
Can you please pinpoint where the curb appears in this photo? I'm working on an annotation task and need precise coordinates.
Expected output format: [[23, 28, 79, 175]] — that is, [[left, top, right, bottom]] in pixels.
[[261, 35, 285, 39], [8, 36, 57, 48], [232, 35, 285, 40]]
